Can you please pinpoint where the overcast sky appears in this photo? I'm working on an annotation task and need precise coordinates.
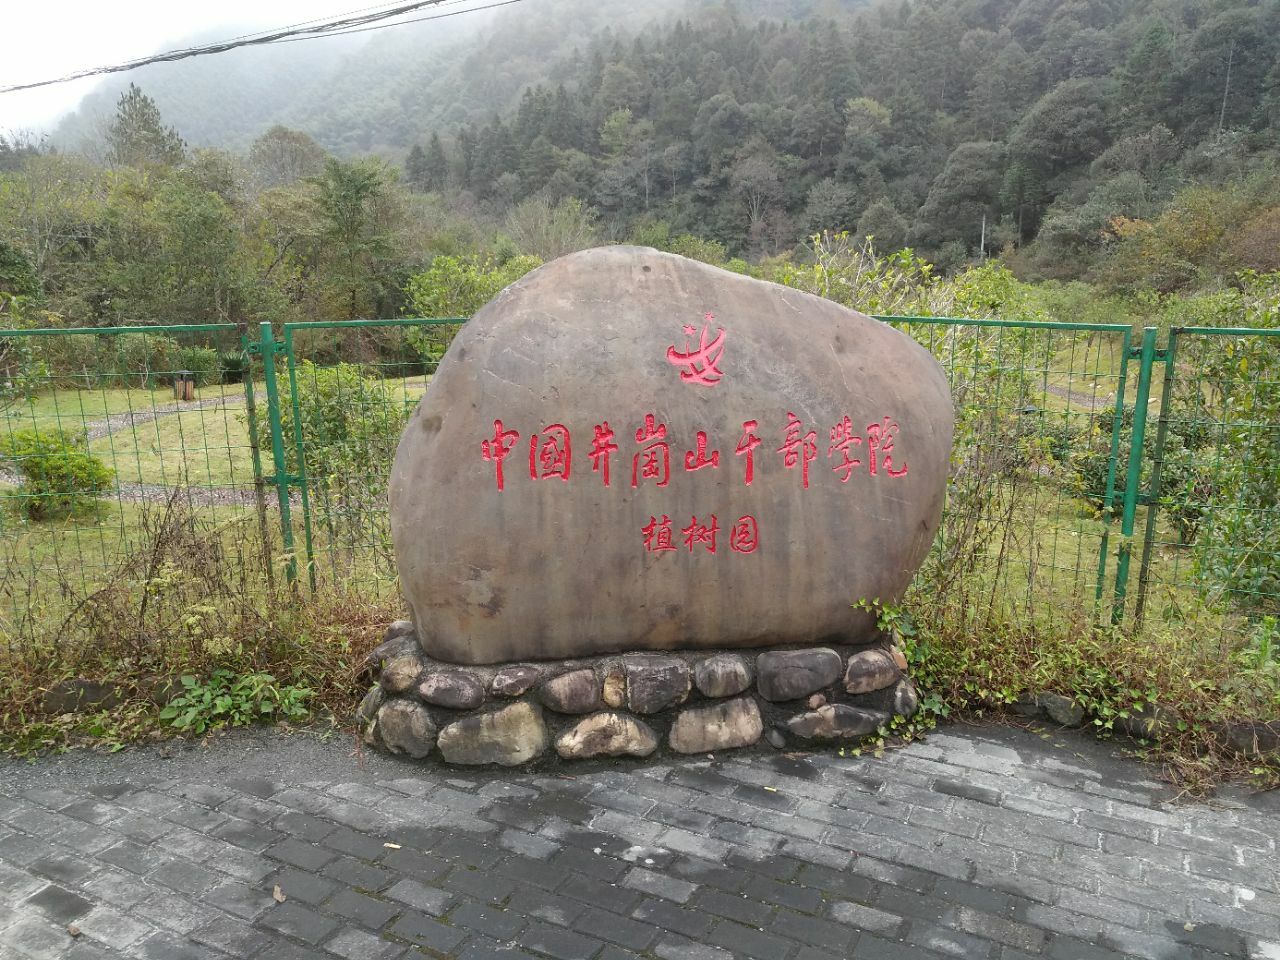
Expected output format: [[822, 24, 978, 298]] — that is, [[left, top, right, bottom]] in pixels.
[[0, 1, 408, 133]]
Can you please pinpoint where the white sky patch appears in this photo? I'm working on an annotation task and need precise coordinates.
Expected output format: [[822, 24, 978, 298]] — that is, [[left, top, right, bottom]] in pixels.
[[0, 0, 390, 132]]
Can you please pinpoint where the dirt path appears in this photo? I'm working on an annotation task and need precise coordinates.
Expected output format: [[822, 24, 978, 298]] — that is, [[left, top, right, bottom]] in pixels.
[[1043, 380, 1114, 410], [82, 393, 252, 441]]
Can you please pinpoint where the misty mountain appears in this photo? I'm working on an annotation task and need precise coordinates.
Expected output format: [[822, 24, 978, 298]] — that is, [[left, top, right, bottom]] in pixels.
[[53, 0, 762, 155]]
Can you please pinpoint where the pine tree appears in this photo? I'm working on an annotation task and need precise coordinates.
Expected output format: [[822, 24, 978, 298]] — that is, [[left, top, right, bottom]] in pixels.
[[426, 133, 448, 191], [405, 144, 429, 191], [106, 84, 185, 168]]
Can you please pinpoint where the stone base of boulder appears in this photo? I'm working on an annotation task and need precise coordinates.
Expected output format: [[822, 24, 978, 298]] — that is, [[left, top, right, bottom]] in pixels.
[[359, 621, 916, 767]]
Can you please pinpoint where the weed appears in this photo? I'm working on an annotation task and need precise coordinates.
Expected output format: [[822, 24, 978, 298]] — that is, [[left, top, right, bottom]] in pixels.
[[159, 669, 313, 734]]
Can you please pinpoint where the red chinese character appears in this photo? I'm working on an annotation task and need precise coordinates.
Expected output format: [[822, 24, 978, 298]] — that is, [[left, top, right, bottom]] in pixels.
[[778, 412, 818, 488], [735, 419, 761, 485], [631, 414, 670, 487], [729, 515, 759, 554], [642, 515, 677, 552], [828, 415, 864, 483], [684, 430, 720, 471], [588, 422, 619, 486], [481, 419, 519, 491], [682, 514, 719, 553], [666, 316, 726, 387], [529, 423, 571, 482], [866, 417, 909, 477]]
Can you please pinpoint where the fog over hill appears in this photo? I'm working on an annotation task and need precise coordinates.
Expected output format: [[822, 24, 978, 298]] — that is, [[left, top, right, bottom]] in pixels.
[[52, 0, 744, 156]]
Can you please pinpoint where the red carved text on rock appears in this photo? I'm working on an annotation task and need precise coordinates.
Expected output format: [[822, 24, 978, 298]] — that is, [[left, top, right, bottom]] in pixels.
[[866, 417, 909, 477], [666, 316, 726, 387], [632, 414, 671, 488], [729, 515, 759, 554], [529, 423, 571, 482], [480, 419, 520, 491], [642, 514, 677, 552], [735, 419, 762, 485], [682, 514, 719, 554], [588, 422, 619, 486], [778, 412, 819, 489], [684, 430, 720, 472], [828, 415, 864, 483]]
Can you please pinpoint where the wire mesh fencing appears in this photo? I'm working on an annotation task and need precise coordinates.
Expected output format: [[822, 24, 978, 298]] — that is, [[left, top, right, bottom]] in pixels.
[[1133, 325, 1280, 623], [0, 324, 269, 640], [0, 316, 1276, 647]]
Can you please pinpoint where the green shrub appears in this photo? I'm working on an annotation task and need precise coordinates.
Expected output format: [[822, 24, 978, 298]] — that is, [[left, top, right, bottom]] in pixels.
[[250, 362, 410, 568], [101, 333, 180, 387], [1072, 404, 1213, 542], [0, 428, 114, 519], [176, 345, 220, 387], [218, 349, 247, 384], [159, 669, 313, 735], [0, 294, 49, 408], [403, 253, 542, 367]]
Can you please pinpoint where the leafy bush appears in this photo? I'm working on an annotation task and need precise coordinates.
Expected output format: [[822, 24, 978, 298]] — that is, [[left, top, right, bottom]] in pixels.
[[176, 345, 220, 387], [1162, 274, 1280, 610], [403, 253, 541, 367], [218, 348, 247, 384], [31, 333, 99, 386], [1071, 404, 1213, 543], [103, 333, 180, 387], [159, 669, 313, 735], [0, 428, 114, 519], [264, 362, 408, 475], [252, 362, 410, 570], [0, 294, 49, 410]]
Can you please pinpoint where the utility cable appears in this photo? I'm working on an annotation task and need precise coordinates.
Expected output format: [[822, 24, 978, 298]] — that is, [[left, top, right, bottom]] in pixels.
[[276, 0, 523, 42], [0, 0, 523, 95]]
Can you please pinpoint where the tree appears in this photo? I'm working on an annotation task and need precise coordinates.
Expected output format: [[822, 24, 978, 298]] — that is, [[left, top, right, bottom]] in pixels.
[[0, 241, 41, 299], [249, 125, 326, 190], [802, 178, 858, 234], [730, 153, 782, 253], [966, 41, 1035, 140], [425, 133, 448, 191], [1009, 80, 1111, 185], [855, 198, 909, 251], [914, 141, 1005, 251], [0, 131, 46, 173], [503, 197, 599, 260], [312, 158, 400, 320], [405, 144, 430, 191], [106, 84, 185, 168], [94, 172, 257, 325]]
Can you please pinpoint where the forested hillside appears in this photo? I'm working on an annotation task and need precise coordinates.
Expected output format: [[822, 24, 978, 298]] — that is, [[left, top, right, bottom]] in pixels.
[[425, 0, 1280, 276], [3, 0, 1280, 335]]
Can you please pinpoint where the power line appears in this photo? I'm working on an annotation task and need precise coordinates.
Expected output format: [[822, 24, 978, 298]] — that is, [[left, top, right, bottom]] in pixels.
[[277, 0, 523, 42], [215, 1, 430, 46], [0, 0, 521, 95]]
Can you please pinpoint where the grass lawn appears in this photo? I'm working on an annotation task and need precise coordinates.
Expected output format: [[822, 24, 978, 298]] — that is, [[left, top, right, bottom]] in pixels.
[[90, 404, 257, 488], [3, 381, 247, 424], [1, 373, 430, 489]]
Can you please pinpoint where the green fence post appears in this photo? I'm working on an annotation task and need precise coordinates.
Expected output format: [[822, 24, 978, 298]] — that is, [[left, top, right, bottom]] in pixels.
[[241, 332, 276, 590], [1112, 326, 1159, 623], [1094, 327, 1133, 610], [1134, 330, 1178, 625], [282, 327, 317, 591], [257, 321, 297, 586]]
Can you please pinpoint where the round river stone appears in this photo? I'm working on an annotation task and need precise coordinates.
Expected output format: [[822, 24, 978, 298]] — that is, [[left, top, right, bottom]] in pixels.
[[391, 246, 953, 665]]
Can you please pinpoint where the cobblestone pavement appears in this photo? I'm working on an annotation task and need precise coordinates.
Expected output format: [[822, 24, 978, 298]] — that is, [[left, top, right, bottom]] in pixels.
[[0, 722, 1276, 960]]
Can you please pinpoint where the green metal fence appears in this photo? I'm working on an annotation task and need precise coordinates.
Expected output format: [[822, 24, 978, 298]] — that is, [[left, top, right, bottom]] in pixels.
[[1, 316, 1276, 644]]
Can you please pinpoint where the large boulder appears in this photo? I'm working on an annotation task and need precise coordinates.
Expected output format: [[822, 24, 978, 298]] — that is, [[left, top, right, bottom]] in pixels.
[[391, 247, 952, 665]]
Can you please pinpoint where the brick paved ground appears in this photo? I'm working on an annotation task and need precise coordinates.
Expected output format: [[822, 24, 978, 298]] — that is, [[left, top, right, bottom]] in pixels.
[[0, 722, 1276, 960]]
